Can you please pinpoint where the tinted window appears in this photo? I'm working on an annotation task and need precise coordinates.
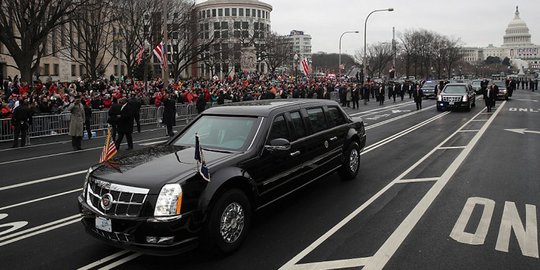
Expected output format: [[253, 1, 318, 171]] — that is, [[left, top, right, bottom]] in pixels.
[[443, 85, 467, 94], [174, 115, 257, 151], [306, 107, 327, 133], [289, 111, 306, 140], [326, 106, 346, 127], [268, 115, 289, 142]]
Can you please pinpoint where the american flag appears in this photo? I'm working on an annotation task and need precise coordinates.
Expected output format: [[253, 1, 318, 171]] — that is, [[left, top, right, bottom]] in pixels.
[[99, 127, 117, 163], [194, 134, 210, 182], [153, 41, 167, 70], [135, 47, 145, 65], [300, 57, 311, 76]]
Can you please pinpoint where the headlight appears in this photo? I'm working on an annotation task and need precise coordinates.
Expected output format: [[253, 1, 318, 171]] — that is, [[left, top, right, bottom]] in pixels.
[[83, 167, 94, 198], [462, 95, 468, 102], [437, 95, 442, 102], [154, 184, 183, 217]]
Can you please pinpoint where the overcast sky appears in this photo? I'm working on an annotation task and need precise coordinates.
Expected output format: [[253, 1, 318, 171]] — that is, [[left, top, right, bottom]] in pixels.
[[197, 0, 540, 56]]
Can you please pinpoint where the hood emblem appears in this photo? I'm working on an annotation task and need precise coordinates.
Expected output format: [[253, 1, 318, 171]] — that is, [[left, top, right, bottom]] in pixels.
[[324, 140, 329, 149], [100, 193, 114, 211]]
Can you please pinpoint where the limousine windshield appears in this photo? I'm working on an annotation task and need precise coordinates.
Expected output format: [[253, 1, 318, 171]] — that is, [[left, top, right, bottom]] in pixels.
[[173, 115, 259, 151]]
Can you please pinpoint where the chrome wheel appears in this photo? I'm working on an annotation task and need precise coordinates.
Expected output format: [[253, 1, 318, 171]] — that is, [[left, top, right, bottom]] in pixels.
[[349, 148, 359, 173], [219, 202, 245, 244]]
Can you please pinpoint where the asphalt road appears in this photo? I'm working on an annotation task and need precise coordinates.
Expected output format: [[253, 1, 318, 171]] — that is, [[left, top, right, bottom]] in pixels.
[[1, 91, 539, 270]]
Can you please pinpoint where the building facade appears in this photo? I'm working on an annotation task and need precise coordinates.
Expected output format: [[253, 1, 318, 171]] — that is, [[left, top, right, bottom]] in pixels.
[[462, 6, 540, 70], [193, 0, 272, 78], [285, 30, 312, 61]]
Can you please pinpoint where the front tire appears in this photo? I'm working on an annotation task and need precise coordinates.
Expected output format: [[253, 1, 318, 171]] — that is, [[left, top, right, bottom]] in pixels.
[[339, 141, 360, 180], [202, 189, 251, 255]]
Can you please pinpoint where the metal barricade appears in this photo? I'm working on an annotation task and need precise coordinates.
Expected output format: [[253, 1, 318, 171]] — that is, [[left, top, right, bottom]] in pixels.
[[0, 104, 203, 143]]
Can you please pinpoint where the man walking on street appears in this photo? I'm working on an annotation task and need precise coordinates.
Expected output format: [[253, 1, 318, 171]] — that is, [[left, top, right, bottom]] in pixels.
[[413, 84, 424, 110], [129, 93, 142, 133], [115, 98, 134, 150], [11, 99, 32, 148]]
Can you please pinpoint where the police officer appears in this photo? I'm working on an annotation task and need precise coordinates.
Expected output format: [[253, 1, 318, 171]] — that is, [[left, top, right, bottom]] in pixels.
[[12, 99, 32, 148]]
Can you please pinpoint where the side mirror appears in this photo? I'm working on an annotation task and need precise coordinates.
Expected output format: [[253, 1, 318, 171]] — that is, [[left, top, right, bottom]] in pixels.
[[264, 138, 291, 152]]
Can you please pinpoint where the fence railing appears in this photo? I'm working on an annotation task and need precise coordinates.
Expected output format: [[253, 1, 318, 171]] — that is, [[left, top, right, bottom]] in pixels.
[[0, 104, 199, 143]]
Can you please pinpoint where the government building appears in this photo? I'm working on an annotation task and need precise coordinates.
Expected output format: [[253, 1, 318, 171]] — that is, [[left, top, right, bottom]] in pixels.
[[462, 6, 540, 70]]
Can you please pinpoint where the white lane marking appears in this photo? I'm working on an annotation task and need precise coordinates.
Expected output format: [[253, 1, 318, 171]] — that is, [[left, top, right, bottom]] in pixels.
[[495, 202, 538, 258], [364, 103, 506, 269], [349, 102, 414, 117], [438, 146, 466, 150], [291, 257, 372, 269], [365, 105, 436, 130], [280, 107, 493, 269], [139, 140, 167, 146], [459, 130, 480, 132], [0, 188, 82, 211], [450, 197, 495, 245], [0, 170, 86, 192], [363, 112, 450, 154], [97, 252, 142, 270], [77, 250, 132, 270], [0, 214, 81, 246], [0, 126, 177, 153], [471, 119, 487, 122], [0, 136, 169, 166], [0, 214, 28, 237], [397, 178, 439, 184]]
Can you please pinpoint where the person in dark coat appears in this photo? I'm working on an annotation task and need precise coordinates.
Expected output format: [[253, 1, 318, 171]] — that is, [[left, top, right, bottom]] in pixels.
[[129, 94, 142, 133], [115, 98, 134, 150], [351, 85, 360, 109], [162, 93, 176, 137], [108, 99, 121, 141], [196, 92, 206, 114], [413, 84, 424, 110], [378, 84, 385, 105], [11, 99, 32, 148], [483, 84, 497, 112], [363, 84, 370, 105]]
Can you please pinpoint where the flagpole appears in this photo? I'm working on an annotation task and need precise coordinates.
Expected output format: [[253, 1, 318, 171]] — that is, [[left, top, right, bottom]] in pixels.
[[162, 0, 169, 89]]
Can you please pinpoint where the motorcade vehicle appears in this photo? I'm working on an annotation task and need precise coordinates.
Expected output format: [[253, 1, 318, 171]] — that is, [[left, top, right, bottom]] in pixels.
[[492, 80, 509, 100], [78, 99, 366, 255], [437, 83, 476, 111], [421, 80, 439, 99]]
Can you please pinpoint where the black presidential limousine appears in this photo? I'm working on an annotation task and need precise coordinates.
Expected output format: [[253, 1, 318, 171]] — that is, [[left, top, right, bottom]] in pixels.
[[78, 99, 366, 255]]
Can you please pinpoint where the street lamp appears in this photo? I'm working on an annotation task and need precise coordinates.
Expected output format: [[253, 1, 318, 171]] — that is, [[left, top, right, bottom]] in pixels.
[[363, 8, 394, 78], [339, 31, 359, 78]]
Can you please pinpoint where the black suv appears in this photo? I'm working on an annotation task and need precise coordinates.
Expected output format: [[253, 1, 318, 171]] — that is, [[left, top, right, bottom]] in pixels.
[[437, 83, 476, 111], [78, 99, 366, 255]]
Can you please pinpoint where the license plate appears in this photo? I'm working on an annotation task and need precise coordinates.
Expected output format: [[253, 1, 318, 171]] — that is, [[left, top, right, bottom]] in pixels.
[[449, 101, 455, 105], [95, 216, 112, 232]]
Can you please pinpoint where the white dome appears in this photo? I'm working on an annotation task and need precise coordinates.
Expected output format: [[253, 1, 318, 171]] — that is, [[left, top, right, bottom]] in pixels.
[[503, 6, 532, 47]]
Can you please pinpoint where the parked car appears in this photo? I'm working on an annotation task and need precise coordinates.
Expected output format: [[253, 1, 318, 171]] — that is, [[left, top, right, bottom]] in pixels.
[[421, 80, 439, 99], [492, 80, 509, 100], [78, 99, 366, 255], [437, 83, 476, 111]]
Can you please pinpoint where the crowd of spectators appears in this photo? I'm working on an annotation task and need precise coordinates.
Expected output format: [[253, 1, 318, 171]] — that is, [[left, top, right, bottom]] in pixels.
[[0, 72, 350, 120]]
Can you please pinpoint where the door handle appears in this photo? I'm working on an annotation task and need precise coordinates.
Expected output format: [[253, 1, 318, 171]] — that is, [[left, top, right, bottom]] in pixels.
[[329, 136, 338, 142], [290, 151, 301, 157]]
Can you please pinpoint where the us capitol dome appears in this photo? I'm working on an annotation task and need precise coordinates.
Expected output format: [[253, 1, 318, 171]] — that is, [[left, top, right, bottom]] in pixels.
[[462, 6, 540, 70]]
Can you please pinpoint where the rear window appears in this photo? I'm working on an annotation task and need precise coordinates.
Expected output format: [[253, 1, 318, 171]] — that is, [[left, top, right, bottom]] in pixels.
[[306, 107, 327, 133], [443, 85, 467, 94], [289, 111, 306, 140], [326, 106, 346, 128]]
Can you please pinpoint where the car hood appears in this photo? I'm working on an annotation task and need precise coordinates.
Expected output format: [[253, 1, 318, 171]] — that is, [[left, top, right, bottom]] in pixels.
[[91, 144, 234, 192]]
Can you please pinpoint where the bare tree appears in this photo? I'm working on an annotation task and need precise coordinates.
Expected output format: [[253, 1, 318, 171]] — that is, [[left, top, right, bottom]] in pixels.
[[0, 0, 89, 83], [260, 32, 293, 74], [355, 42, 393, 79], [59, 0, 115, 80]]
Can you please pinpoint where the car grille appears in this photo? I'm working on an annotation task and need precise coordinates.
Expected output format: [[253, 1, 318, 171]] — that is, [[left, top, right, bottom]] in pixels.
[[92, 228, 134, 242], [86, 178, 149, 217], [443, 96, 462, 103]]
